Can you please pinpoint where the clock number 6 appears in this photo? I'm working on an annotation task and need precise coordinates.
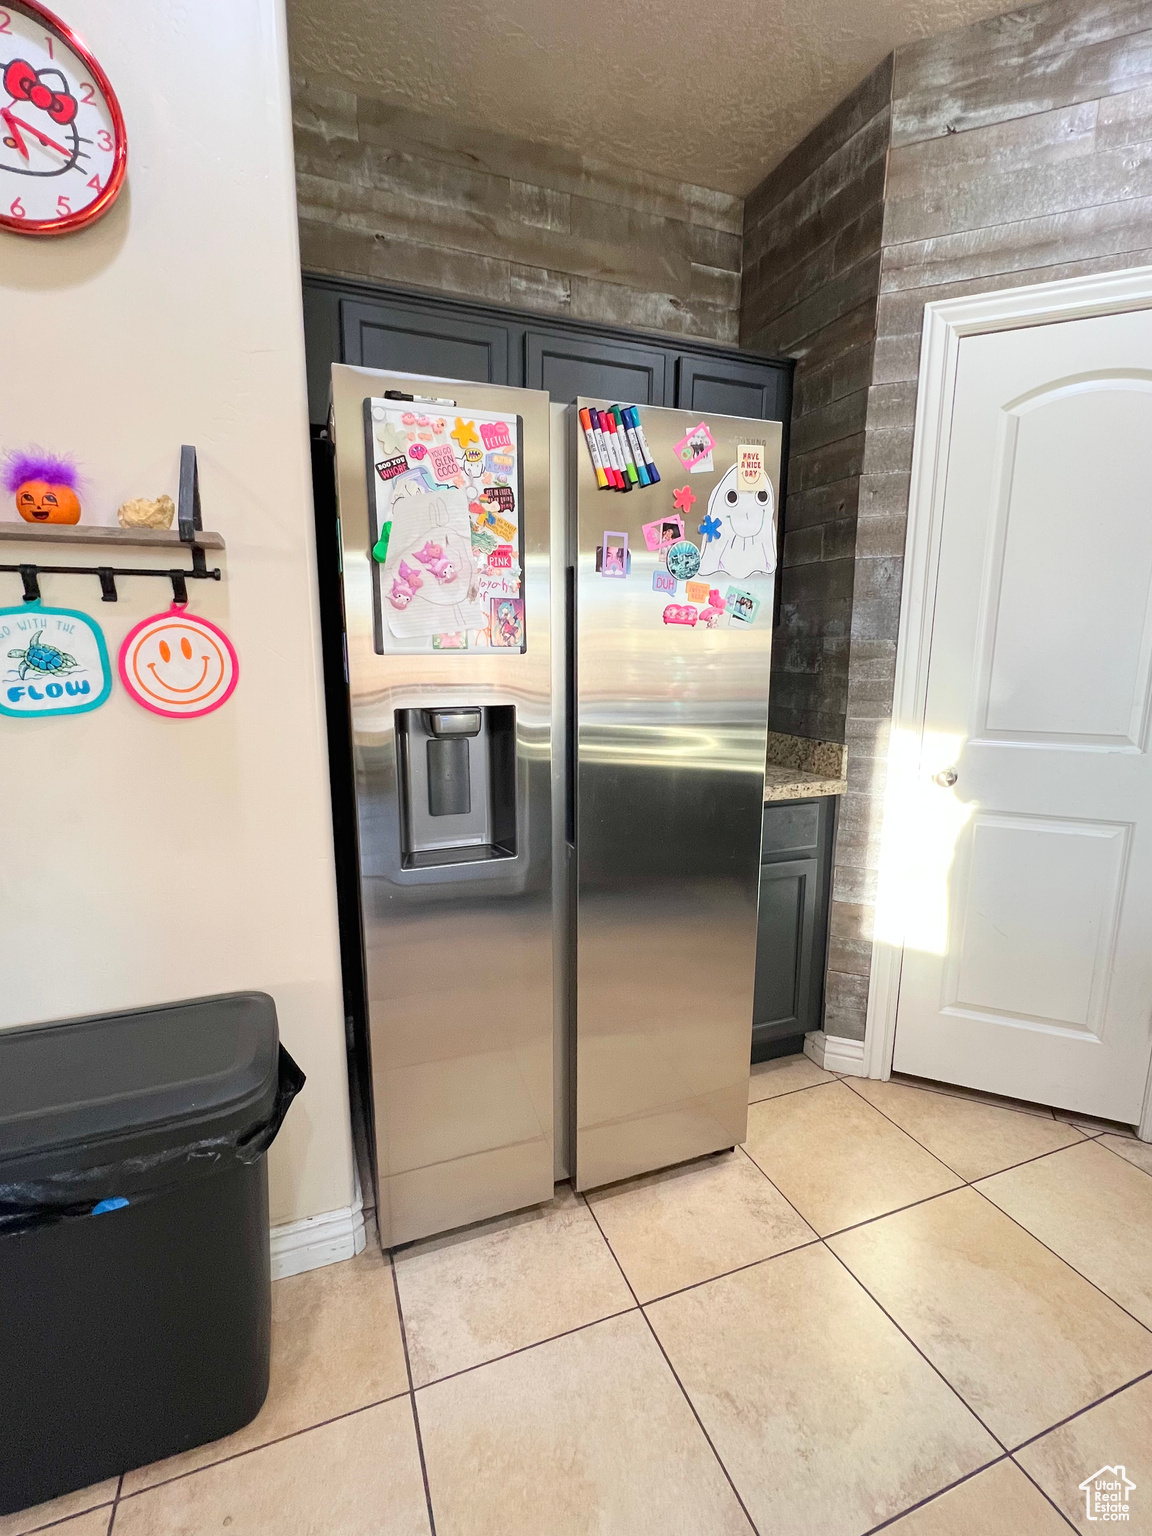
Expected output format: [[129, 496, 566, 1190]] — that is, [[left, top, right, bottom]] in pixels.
[[9, 196, 26, 218]]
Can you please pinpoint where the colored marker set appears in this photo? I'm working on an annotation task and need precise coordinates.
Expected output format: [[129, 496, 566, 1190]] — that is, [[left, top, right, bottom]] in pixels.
[[578, 406, 660, 492]]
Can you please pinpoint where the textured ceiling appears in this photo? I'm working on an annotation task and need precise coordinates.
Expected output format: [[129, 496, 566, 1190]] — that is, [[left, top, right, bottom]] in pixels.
[[286, 0, 1014, 197]]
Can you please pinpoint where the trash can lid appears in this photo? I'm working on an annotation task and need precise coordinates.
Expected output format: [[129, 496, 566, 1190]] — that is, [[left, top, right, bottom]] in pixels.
[[0, 992, 281, 1163]]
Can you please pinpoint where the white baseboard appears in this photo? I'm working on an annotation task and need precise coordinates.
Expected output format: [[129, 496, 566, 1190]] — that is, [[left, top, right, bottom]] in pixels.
[[269, 1191, 367, 1281], [805, 1030, 866, 1077]]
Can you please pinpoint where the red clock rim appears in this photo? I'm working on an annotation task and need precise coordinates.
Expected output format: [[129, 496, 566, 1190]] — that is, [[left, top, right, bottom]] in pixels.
[[0, 0, 127, 236]]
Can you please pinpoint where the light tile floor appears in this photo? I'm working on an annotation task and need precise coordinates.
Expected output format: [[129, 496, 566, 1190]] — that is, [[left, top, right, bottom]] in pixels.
[[7, 1060, 1152, 1536]]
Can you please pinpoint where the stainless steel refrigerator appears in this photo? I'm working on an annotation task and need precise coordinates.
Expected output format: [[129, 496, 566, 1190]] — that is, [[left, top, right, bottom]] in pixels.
[[330, 365, 780, 1243], [330, 364, 556, 1247], [567, 400, 781, 1190]]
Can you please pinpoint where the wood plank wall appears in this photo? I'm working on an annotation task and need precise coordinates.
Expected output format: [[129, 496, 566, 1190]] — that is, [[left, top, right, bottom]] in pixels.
[[740, 61, 892, 748], [291, 77, 744, 345], [745, 0, 1152, 1041]]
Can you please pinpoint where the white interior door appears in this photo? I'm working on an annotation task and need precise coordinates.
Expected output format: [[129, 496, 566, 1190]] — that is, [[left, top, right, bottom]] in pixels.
[[892, 308, 1152, 1124]]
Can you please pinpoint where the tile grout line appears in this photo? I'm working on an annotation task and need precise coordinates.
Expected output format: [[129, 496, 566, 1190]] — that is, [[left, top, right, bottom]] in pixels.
[[740, 1130, 968, 1242], [640, 1230, 823, 1307], [887, 1071, 1142, 1142], [839, 1075, 1090, 1183], [821, 1242, 1012, 1453], [734, 1142, 830, 1232], [747, 1072, 842, 1107], [968, 1180, 1152, 1340], [855, 1453, 1010, 1536], [884, 1075, 1059, 1122], [578, 1191, 764, 1536], [885, 1070, 1144, 1143], [109, 1388, 415, 1500], [836, 1078, 1152, 1338], [1094, 1133, 1152, 1179], [106, 1474, 122, 1534], [389, 1253, 438, 1536], [1006, 1454, 1082, 1533], [11, 1475, 124, 1536], [737, 1141, 988, 1263], [1009, 1364, 1152, 1455], [406, 1305, 640, 1393]]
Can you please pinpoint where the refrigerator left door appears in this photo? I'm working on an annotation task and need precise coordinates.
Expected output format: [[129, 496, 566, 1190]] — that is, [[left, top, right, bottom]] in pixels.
[[330, 364, 555, 1248]]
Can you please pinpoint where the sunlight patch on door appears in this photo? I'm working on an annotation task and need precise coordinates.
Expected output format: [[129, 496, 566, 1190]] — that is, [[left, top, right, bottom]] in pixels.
[[874, 728, 972, 957]]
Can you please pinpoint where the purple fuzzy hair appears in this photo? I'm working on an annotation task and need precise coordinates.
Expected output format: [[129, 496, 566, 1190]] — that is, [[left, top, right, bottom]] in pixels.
[[3, 449, 81, 495]]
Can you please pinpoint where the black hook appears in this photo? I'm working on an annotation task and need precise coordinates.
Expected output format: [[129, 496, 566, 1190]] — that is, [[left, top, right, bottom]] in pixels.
[[3, 559, 220, 600]]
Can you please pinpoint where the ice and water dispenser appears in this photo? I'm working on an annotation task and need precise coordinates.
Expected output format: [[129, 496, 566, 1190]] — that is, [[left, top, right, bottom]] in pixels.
[[394, 706, 517, 868]]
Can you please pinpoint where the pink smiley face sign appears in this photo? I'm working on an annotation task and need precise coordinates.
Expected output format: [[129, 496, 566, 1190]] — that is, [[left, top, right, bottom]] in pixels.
[[118, 607, 239, 718]]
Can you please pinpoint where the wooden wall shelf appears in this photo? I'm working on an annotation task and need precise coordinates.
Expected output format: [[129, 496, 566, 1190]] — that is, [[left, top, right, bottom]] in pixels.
[[0, 524, 225, 551]]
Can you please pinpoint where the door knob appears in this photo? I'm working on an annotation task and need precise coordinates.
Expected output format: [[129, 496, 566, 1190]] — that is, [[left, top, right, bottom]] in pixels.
[[933, 768, 958, 787]]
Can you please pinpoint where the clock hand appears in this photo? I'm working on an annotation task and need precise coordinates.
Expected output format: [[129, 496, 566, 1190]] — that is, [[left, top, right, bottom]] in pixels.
[[1, 107, 30, 160], [8, 113, 70, 157]]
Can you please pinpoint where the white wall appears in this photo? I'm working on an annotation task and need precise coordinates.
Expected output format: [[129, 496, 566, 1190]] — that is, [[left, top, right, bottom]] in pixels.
[[0, 0, 354, 1226]]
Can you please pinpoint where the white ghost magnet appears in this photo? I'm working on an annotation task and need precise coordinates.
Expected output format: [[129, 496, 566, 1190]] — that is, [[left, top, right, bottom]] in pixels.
[[697, 464, 777, 580]]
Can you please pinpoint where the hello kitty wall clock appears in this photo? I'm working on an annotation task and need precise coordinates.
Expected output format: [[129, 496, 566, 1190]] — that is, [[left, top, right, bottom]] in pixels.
[[0, 0, 127, 236]]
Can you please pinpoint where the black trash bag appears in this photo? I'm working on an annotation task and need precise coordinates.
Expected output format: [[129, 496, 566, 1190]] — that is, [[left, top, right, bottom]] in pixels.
[[0, 1045, 305, 1236]]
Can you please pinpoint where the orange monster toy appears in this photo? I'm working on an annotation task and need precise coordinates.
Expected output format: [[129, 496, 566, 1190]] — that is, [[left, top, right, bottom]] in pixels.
[[4, 450, 82, 525]]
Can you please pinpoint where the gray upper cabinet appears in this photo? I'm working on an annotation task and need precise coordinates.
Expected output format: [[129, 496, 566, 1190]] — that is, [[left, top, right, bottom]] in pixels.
[[340, 299, 511, 386], [524, 328, 669, 405], [301, 275, 791, 434], [676, 354, 789, 420]]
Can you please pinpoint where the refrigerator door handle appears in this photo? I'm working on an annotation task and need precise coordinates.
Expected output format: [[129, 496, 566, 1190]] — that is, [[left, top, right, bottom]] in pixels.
[[565, 564, 576, 849]]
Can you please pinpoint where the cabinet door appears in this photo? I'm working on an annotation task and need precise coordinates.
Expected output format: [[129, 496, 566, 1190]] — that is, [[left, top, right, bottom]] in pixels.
[[675, 354, 788, 420], [525, 328, 668, 405], [341, 299, 511, 385], [752, 856, 818, 1040]]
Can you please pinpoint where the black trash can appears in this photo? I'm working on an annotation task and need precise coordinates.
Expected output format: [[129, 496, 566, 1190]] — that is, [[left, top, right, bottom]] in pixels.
[[0, 991, 304, 1516]]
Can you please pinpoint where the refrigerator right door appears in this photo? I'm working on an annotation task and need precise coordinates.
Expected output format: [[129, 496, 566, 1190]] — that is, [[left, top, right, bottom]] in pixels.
[[570, 401, 782, 1190]]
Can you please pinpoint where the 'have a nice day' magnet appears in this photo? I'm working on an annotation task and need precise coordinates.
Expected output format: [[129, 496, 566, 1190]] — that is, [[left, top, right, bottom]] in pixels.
[[119, 606, 238, 718], [0, 604, 112, 718]]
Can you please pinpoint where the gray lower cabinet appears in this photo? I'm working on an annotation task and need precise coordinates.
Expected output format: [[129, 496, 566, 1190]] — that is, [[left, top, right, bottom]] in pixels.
[[752, 797, 836, 1062]]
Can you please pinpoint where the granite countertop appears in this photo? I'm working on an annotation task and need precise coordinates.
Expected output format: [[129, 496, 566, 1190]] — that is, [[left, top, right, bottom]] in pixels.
[[763, 733, 848, 803]]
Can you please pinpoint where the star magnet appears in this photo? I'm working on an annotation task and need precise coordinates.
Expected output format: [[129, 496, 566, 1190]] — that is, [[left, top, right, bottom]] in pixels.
[[451, 417, 480, 450]]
